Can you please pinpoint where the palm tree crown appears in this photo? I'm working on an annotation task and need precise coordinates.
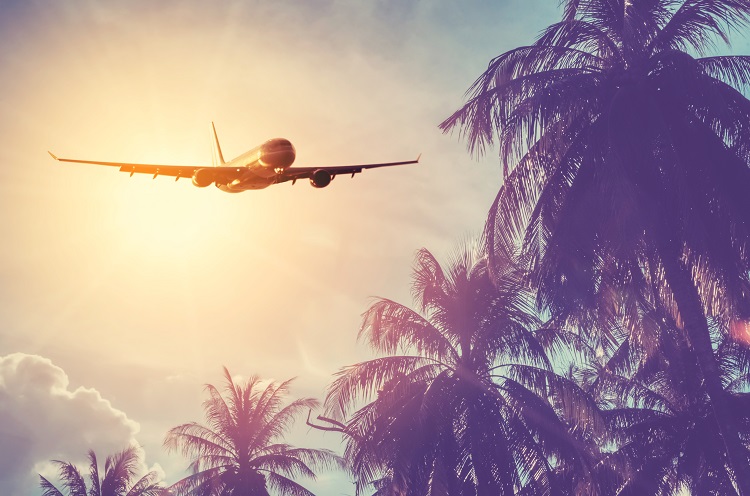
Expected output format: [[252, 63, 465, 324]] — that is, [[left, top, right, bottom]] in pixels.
[[39, 446, 166, 496], [325, 244, 599, 495], [164, 368, 340, 496], [442, 0, 750, 314]]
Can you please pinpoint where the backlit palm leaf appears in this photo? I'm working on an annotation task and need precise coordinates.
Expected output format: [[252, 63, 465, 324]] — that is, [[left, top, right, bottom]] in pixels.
[[38, 447, 166, 496], [325, 243, 594, 495], [165, 369, 342, 496]]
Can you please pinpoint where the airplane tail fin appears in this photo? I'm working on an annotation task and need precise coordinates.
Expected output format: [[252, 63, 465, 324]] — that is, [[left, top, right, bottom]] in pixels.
[[210, 122, 225, 166]]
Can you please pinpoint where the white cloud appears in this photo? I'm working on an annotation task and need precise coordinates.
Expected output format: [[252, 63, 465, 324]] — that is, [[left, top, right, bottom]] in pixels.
[[0, 353, 143, 495]]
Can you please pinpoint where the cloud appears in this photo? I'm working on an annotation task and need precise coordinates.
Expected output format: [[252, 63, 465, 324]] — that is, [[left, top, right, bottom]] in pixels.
[[0, 353, 144, 495]]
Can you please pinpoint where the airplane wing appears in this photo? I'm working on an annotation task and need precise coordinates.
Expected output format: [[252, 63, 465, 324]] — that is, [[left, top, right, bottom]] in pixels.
[[276, 155, 420, 185], [48, 152, 238, 180]]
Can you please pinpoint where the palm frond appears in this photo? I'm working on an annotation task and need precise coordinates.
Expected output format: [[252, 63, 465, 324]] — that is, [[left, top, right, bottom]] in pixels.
[[698, 55, 750, 92], [439, 43, 601, 158], [652, 0, 750, 54], [167, 465, 226, 496], [39, 476, 65, 496], [263, 446, 343, 472], [359, 298, 458, 362], [102, 446, 141, 496], [88, 450, 101, 496], [202, 383, 234, 439], [412, 247, 448, 313], [251, 452, 317, 480], [164, 421, 236, 459], [535, 18, 620, 57], [325, 356, 445, 420], [125, 470, 168, 496], [52, 460, 88, 496], [501, 364, 605, 439], [263, 472, 316, 496], [254, 378, 295, 426], [251, 396, 319, 450]]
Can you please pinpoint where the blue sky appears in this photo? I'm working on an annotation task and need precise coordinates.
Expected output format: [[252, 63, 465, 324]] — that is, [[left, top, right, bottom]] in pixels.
[[9, 0, 747, 494]]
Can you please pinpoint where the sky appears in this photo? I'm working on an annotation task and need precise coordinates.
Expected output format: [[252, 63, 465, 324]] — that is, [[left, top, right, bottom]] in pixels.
[[0, 0, 638, 493]]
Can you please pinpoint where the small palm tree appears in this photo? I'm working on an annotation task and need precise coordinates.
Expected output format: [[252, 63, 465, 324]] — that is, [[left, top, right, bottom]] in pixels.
[[39, 446, 166, 496], [325, 244, 600, 495], [164, 368, 340, 496]]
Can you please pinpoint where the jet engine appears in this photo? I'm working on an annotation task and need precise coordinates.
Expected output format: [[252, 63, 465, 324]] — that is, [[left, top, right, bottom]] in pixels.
[[192, 168, 215, 187], [310, 169, 332, 188]]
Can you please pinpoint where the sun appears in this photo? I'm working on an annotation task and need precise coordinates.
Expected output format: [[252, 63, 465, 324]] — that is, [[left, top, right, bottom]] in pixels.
[[108, 180, 268, 260]]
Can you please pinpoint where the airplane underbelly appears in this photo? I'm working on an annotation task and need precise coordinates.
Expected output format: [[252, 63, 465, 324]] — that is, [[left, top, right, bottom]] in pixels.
[[251, 166, 278, 179], [218, 170, 272, 192]]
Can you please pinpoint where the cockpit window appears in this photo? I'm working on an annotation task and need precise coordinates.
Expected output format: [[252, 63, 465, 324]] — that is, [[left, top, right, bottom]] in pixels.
[[267, 139, 292, 148]]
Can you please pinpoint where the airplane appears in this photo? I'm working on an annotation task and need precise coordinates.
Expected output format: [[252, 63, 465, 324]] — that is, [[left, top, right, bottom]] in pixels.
[[49, 123, 420, 193]]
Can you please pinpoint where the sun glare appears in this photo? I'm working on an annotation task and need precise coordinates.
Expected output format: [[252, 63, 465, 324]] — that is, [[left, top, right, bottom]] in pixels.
[[110, 185, 227, 255], [730, 319, 750, 345]]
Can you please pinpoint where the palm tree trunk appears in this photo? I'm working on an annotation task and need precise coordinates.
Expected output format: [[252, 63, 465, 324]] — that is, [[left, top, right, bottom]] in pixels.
[[661, 253, 750, 495]]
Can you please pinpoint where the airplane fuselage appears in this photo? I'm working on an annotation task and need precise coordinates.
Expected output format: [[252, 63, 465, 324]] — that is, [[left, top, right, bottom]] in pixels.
[[212, 138, 297, 192]]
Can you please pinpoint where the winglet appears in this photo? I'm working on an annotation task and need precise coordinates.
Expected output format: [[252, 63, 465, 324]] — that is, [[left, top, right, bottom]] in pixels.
[[48, 151, 59, 161], [416, 153, 422, 163]]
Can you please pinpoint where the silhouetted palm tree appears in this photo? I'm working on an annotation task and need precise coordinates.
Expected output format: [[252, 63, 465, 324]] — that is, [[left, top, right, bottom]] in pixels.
[[600, 321, 750, 495], [442, 0, 750, 490], [324, 244, 600, 495], [39, 446, 166, 496], [164, 368, 340, 496]]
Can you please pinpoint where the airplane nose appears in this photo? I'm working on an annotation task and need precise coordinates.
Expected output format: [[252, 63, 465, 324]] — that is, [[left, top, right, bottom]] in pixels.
[[276, 149, 295, 167], [260, 140, 296, 169], [262, 148, 295, 169]]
